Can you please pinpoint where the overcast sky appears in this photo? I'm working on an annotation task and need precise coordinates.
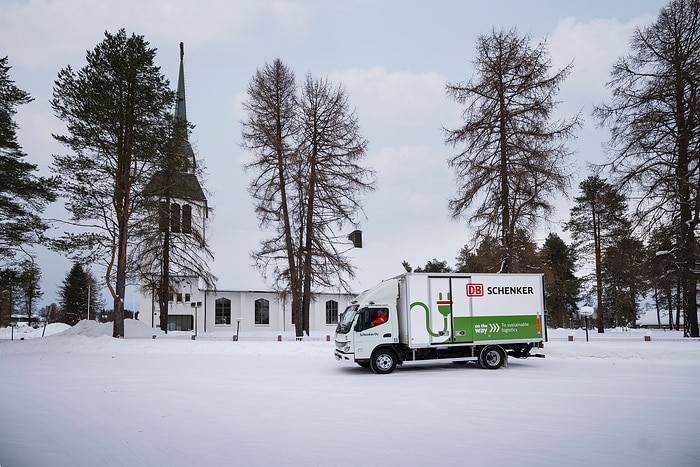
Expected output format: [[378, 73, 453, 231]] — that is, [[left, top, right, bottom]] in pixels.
[[1, 0, 668, 308]]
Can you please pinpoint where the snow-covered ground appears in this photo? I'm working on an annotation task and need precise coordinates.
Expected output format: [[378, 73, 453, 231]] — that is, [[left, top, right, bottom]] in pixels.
[[1, 321, 698, 467]]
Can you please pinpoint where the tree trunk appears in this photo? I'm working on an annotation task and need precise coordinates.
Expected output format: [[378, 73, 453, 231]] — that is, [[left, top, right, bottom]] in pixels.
[[159, 223, 170, 333], [592, 205, 604, 333], [113, 219, 128, 338]]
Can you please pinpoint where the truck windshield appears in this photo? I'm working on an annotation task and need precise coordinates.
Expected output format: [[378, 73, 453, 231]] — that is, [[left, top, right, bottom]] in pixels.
[[336, 305, 359, 334]]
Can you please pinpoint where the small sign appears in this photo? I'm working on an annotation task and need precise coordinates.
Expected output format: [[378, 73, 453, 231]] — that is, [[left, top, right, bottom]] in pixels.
[[580, 306, 594, 316]]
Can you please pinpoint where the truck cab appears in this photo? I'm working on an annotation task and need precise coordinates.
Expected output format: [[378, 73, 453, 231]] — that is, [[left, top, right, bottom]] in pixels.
[[334, 277, 400, 371]]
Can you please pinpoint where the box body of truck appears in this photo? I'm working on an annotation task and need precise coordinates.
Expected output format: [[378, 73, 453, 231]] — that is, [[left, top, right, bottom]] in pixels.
[[334, 272, 545, 374]]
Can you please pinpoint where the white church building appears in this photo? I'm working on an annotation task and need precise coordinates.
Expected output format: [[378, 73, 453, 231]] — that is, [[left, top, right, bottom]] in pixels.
[[138, 277, 354, 336], [138, 44, 355, 336]]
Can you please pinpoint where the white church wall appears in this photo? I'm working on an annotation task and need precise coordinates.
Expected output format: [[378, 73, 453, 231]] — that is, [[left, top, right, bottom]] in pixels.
[[139, 277, 355, 336]]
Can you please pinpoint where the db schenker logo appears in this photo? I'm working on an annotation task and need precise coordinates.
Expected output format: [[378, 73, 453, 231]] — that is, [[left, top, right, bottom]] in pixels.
[[466, 284, 484, 297]]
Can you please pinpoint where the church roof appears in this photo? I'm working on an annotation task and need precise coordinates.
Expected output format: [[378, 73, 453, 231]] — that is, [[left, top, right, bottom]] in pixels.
[[145, 171, 206, 201]]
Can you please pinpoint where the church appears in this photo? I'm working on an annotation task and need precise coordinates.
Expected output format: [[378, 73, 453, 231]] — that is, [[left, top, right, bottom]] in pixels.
[[138, 44, 354, 336]]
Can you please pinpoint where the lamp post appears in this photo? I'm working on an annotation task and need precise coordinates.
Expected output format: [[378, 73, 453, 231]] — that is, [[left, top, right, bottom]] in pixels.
[[191, 301, 201, 338], [235, 317, 242, 341], [580, 306, 594, 342]]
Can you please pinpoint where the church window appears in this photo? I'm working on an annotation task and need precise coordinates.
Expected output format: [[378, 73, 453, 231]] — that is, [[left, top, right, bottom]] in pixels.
[[182, 204, 192, 234], [170, 203, 181, 233], [255, 298, 269, 325]]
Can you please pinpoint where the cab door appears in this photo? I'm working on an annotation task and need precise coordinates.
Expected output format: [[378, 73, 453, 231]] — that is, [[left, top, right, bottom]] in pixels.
[[352, 306, 396, 358]]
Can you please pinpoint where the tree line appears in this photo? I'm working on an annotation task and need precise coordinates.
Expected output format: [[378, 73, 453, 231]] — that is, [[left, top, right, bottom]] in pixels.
[[0, 0, 698, 337]]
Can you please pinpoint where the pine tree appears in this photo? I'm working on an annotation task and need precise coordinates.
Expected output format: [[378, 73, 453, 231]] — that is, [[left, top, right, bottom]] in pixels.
[[51, 30, 175, 337], [0, 55, 57, 265], [59, 263, 89, 325], [566, 175, 630, 333], [539, 233, 581, 328]]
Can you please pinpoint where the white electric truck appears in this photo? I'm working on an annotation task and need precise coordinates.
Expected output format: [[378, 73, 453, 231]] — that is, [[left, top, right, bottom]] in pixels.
[[334, 272, 546, 374]]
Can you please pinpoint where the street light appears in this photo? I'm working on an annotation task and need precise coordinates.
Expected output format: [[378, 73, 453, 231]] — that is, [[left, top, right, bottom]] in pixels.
[[190, 301, 202, 338], [347, 230, 363, 248], [235, 317, 242, 341], [580, 306, 594, 342]]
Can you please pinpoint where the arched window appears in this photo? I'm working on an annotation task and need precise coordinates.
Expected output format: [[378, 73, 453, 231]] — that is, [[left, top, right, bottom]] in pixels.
[[326, 300, 339, 324], [255, 298, 269, 325], [215, 298, 231, 325]]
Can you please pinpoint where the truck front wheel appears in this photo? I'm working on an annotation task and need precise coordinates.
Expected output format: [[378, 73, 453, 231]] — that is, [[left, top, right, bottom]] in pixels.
[[370, 349, 397, 374], [479, 345, 506, 370]]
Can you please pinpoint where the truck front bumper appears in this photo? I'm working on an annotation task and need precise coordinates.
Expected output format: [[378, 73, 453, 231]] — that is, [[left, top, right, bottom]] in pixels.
[[335, 349, 355, 362]]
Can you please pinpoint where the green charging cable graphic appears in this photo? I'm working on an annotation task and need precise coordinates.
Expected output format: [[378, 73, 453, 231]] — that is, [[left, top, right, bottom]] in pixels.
[[410, 292, 451, 337]]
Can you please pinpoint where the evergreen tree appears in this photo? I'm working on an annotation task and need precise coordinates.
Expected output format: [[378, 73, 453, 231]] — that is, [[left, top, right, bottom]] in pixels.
[[539, 233, 581, 328], [0, 267, 19, 327], [59, 262, 101, 325], [16, 259, 42, 325], [0, 55, 57, 265], [601, 233, 645, 328], [51, 30, 175, 337], [566, 175, 630, 332], [413, 259, 452, 273], [646, 226, 679, 329]]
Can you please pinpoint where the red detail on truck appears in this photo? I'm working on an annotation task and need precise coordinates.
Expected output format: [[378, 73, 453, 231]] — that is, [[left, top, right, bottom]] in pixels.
[[466, 283, 484, 297]]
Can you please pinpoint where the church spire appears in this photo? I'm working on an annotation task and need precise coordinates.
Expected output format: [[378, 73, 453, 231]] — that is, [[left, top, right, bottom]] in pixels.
[[172, 42, 195, 171], [176, 42, 187, 124]]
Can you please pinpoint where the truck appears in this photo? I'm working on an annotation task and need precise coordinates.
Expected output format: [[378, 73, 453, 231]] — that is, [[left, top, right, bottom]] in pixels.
[[334, 272, 546, 374]]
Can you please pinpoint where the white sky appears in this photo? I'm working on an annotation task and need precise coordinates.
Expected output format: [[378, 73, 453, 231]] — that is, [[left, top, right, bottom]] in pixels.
[[0, 0, 668, 308]]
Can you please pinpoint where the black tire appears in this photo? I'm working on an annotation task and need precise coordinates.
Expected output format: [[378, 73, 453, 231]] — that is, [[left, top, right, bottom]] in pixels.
[[370, 348, 397, 374], [479, 345, 506, 370]]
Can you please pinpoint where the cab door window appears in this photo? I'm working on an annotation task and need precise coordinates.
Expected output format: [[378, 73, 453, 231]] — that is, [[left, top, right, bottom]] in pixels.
[[356, 307, 389, 331]]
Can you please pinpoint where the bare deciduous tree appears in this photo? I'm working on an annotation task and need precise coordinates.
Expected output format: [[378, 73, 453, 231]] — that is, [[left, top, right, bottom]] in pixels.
[[594, 0, 700, 337], [445, 28, 581, 273], [242, 60, 375, 336]]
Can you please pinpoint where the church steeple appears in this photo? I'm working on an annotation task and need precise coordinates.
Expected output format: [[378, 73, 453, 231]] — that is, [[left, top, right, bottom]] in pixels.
[[173, 42, 195, 172], [176, 42, 187, 124]]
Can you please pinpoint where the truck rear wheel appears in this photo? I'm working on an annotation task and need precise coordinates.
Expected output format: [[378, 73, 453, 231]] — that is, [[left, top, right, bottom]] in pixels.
[[370, 348, 397, 374], [479, 345, 506, 370]]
